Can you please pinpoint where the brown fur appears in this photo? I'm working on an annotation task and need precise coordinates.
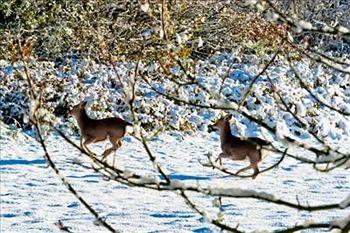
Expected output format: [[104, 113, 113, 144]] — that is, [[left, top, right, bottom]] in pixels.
[[68, 102, 132, 160], [208, 114, 269, 179]]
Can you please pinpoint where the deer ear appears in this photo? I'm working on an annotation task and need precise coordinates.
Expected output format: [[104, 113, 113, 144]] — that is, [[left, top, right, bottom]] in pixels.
[[225, 114, 232, 121], [81, 101, 87, 107]]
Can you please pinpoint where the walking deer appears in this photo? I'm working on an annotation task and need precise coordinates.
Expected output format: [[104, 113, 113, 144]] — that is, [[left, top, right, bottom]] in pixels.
[[208, 114, 270, 179], [68, 101, 132, 160]]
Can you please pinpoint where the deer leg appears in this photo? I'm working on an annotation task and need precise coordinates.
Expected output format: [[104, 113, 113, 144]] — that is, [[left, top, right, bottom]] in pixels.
[[112, 140, 122, 165], [101, 148, 115, 161], [235, 164, 254, 175], [83, 138, 95, 154], [252, 165, 260, 179], [248, 152, 261, 179], [236, 152, 261, 178], [214, 156, 222, 166], [102, 139, 122, 161], [78, 138, 84, 155], [236, 163, 260, 179], [215, 153, 228, 166]]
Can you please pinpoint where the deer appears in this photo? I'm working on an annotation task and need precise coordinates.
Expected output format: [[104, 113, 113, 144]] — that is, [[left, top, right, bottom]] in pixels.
[[68, 101, 132, 160], [208, 114, 270, 179]]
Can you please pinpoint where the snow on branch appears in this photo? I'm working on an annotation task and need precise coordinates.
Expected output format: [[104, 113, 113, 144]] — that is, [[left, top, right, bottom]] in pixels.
[[200, 148, 287, 178], [140, 71, 349, 166], [14, 45, 118, 232], [245, 0, 350, 37], [54, 126, 349, 232], [54, 126, 347, 213]]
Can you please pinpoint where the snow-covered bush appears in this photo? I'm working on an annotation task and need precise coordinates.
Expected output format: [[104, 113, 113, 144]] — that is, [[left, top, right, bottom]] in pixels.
[[1, 50, 349, 149]]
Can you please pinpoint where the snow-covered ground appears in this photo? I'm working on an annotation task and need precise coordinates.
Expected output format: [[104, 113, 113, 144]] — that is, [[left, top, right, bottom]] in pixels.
[[1, 123, 349, 232]]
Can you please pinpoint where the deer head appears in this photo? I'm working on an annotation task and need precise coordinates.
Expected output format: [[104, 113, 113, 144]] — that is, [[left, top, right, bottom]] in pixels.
[[208, 114, 232, 133], [68, 101, 87, 118]]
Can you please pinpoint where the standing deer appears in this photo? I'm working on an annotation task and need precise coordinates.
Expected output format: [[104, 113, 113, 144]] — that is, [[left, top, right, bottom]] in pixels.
[[208, 114, 270, 179], [68, 101, 132, 160]]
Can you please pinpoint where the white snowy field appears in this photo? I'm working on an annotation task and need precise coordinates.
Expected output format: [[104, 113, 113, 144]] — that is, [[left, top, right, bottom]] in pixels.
[[1, 123, 349, 233]]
